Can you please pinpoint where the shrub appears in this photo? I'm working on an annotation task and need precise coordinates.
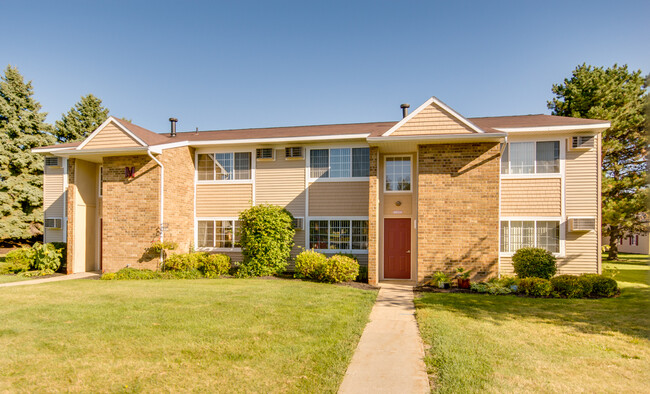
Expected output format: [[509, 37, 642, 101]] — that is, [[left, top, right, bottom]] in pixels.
[[2, 248, 33, 273], [200, 254, 231, 278], [101, 268, 161, 280], [550, 274, 594, 298], [518, 277, 553, 297], [237, 204, 295, 277], [356, 266, 368, 283], [581, 274, 618, 297], [164, 252, 204, 271], [49, 242, 67, 273], [318, 255, 359, 283], [31, 243, 63, 271], [167, 269, 204, 279], [471, 282, 512, 295], [294, 250, 327, 279], [512, 248, 557, 279]]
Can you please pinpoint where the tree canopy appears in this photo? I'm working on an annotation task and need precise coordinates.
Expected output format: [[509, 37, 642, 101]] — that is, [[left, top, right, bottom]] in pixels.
[[54, 94, 109, 143], [548, 63, 648, 260], [0, 65, 56, 240]]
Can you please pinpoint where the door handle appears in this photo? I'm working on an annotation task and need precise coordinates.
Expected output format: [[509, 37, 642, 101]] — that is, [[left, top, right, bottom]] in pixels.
[[406, 250, 411, 254]]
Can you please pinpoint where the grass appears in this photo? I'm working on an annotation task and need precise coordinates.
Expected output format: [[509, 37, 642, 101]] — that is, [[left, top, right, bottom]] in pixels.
[[415, 253, 649, 393], [0, 279, 377, 392], [0, 253, 30, 284]]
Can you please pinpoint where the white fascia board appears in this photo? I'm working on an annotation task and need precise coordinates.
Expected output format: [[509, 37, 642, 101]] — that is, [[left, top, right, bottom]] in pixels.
[[52, 147, 150, 157], [367, 132, 506, 144], [150, 133, 371, 150], [76, 116, 148, 150], [494, 123, 610, 133], [32, 146, 78, 154], [382, 96, 486, 137]]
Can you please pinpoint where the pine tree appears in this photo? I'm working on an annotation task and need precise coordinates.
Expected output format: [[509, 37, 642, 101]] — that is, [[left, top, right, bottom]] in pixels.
[[0, 65, 55, 240], [54, 94, 109, 143], [548, 64, 648, 260]]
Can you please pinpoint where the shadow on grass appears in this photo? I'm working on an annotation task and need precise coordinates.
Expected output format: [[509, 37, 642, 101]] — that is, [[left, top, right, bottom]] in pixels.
[[415, 286, 650, 341]]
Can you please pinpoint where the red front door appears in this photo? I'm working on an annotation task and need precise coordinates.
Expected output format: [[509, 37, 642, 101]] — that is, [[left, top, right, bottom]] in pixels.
[[384, 218, 411, 279]]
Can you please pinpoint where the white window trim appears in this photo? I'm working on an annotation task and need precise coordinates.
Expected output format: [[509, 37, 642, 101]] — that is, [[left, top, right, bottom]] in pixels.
[[307, 216, 370, 254], [194, 217, 242, 252], [501, 138, 565, 179], [383, 154, 414, 194], [499, 216, 565, 257], [306, 146, 370, 183], [195, 149, 255, 185]]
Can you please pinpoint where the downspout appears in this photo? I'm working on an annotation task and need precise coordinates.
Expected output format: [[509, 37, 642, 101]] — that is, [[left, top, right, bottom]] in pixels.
[[147, 149, 164, 266]]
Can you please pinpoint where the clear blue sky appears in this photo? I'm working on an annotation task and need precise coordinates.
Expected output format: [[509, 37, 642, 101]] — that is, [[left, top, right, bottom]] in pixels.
[[2, 0, 648, 133]]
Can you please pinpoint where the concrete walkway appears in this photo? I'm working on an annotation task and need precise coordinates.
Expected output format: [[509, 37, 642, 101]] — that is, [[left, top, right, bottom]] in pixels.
[[339, 283, 430, 394], [0, 272, 101, 288]]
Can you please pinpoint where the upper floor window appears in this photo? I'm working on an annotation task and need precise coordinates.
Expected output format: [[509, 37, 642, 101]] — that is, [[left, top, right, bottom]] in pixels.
[[385, 156, 411, 192], [197, 152, 251, 181], [501, 141, 560, 175], [309, 148, 369, 179]]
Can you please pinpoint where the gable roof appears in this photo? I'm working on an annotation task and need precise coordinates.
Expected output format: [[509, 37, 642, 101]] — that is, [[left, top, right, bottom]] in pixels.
[[470, 114, 610, 133]]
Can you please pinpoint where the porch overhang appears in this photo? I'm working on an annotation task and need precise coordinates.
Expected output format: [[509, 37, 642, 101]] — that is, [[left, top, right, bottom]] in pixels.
[[366, 132, 506, 152], [32, 146, 157, 163]]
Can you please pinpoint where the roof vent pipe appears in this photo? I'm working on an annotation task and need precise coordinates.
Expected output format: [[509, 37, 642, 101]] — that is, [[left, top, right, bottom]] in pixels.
[[169, 117, 178, 137], [400, 103, 410, 118]]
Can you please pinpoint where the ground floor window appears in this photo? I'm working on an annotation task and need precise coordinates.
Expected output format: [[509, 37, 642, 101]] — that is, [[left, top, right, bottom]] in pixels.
[[197, 219, 241, 249], [309, 219, 368, 251], [500, 220, 560, 253]]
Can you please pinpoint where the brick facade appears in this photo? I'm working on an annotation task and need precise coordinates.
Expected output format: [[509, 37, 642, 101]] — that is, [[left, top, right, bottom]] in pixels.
[[160, 147, 195, 254], [368, 147, 379, 286], [417, 143, 500, 283], [66, 158, 76, 274]]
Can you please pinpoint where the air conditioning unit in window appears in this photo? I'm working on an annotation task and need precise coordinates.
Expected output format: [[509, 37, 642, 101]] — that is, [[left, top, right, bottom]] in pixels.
[[292, 217, 304, 230], [285, 147, 303, 158], [44, 218, 63, 229], [570, 135, 594, 150], [568, 217, 595, 232], [256, 148, 274, 160], [45, 157, 61, 167]]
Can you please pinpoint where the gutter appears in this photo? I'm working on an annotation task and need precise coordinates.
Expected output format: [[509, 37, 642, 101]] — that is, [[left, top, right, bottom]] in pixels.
[[147, 149, 165, 265]]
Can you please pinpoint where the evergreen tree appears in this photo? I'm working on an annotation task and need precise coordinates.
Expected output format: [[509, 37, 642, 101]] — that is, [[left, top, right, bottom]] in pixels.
[[548, 64, 648, 260], [54, 94, 109, 143], [0, 65, 55, 240]]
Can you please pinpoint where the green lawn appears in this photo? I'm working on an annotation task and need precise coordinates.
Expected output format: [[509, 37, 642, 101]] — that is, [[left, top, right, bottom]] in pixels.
[[0, 279, 377, 392], [415, 254, 649, 393]]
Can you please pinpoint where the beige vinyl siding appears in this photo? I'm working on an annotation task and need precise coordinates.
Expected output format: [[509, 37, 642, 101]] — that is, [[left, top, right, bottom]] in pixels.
[[82, 122, 142, 149], [255, 148, 305, 216], [196, 184, 253, 217], [500, 178, 561, 217], [393, 103, 474, 136], [563, 142, 599, 274], [44, 163, 66, 243], [308, 181, 369, 216]]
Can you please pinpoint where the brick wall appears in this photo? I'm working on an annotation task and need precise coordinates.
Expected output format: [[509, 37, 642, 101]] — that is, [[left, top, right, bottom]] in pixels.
[[66, 158, 76, 274], [160, 147, 195, 254], [102, 155, 161, 272], [368, 147, 379, 285], [417, 143, 500, 282]]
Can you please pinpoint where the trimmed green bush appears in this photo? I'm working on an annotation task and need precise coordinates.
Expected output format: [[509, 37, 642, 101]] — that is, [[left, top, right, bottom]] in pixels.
[[31, 243, 62, 271], [168, 269, 204, 279], [471, 282, 512, 295], [237, 204, 295, 277], [581, 274, 618, 297], [518, 277, 553, 297], [551, 275, 589, 298], [356, 266, 368, 283], [512, 248, 557, 279], [101, 268, 161, 280], [164, 252, 204, 271], [2, 248, 33, 273], [294, 250, 328, 279], [318, 255, 359, 283], [200, 254, 231, 278]]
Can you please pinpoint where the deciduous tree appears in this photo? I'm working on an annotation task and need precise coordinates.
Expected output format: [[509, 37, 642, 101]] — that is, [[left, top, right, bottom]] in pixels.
[[548, 64, 648, 260]]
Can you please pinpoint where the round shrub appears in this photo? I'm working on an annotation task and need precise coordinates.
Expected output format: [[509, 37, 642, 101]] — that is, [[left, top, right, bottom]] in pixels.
[[318, 255, 359, 283], [164, 252, 204, 271], [512, 248, 557, 279], [103, 268, 160, 280], [237, 204, 295, 277], [30, 243, 63, 271], [200, 254, 231, 278], [294, 250, 327, 279], [581, 274, 618, 297], [2, 247, 33, 273], [518, 277, 552, 297], [551, 275, 589, 298]]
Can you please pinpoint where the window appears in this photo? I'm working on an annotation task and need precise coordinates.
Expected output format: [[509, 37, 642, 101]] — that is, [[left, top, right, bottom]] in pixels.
[[309, 219, 369, 251], [197, 152, 251, 181], [197, 219, 241, 248], [285, 147, 303, 158], [385, 156, 411, 191], [500, 220, 560, 253], [256, 148, 274, 159], [309, 148, 369, 179], [502, 141, 560, 175], [98, 166, 103, 197], [45, 157, 60, 167]]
